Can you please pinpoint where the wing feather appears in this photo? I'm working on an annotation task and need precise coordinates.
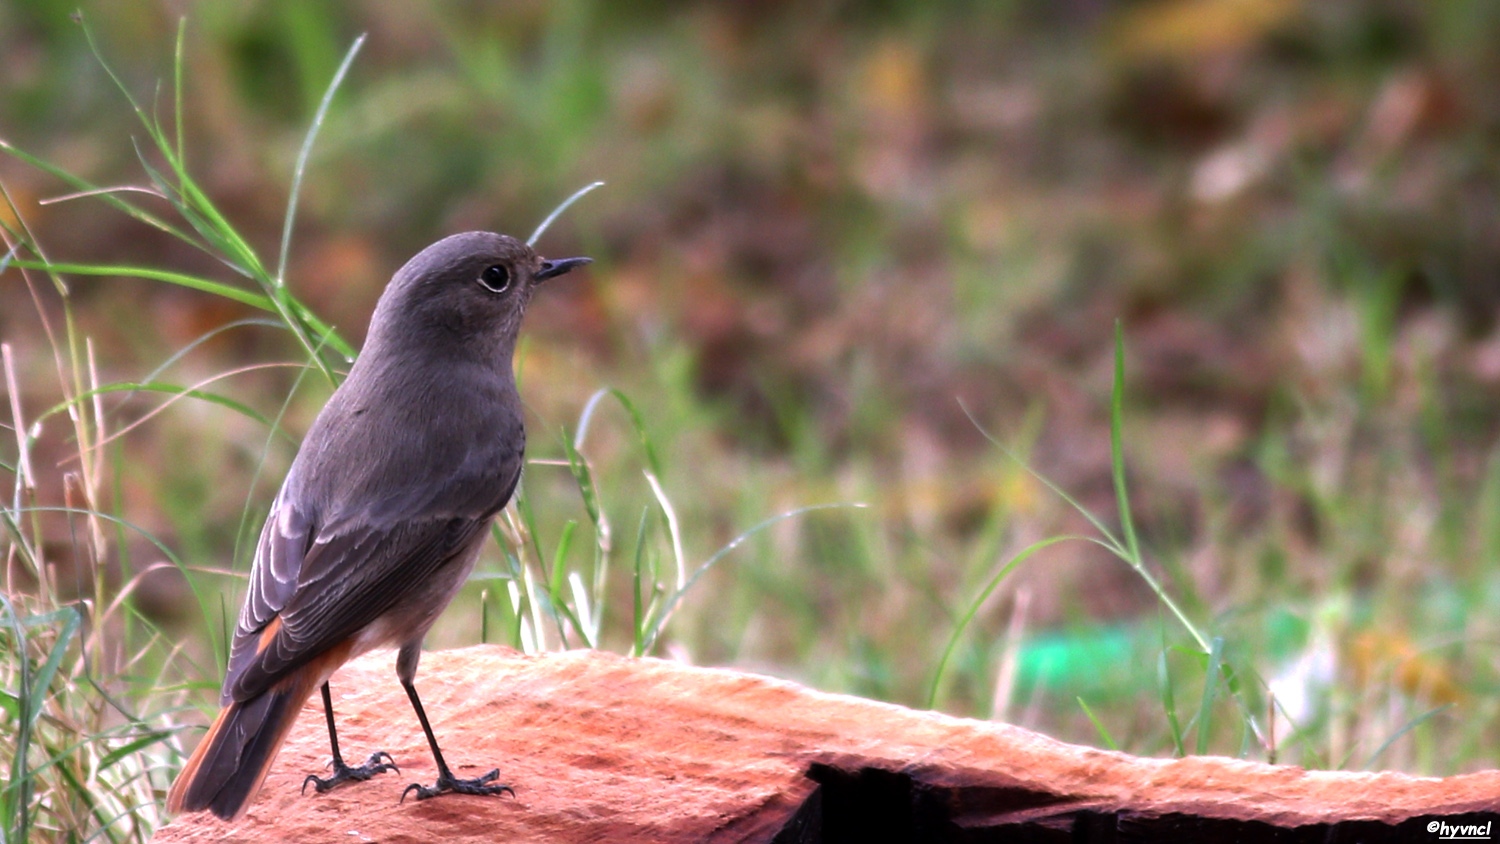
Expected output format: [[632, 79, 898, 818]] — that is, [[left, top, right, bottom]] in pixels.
[[221, 443, 520, 704], [227, 515, 489, 701]]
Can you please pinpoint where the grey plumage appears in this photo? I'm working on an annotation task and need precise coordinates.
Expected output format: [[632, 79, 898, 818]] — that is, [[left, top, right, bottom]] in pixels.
[[169, 231, 590, 820]]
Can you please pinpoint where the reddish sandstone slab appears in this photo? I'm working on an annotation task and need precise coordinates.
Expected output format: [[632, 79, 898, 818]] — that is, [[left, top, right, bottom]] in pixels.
[[153, 645, 1500, 843]]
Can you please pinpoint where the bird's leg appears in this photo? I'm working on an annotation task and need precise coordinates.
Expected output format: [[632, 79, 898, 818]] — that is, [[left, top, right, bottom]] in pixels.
[[302, 682, 399, 794], [398, 679, 514, 802]]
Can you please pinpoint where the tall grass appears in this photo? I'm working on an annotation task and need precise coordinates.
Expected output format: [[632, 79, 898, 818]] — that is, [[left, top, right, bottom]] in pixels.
[[929, 325, 1261, 749], [1, 207, 190, 839]]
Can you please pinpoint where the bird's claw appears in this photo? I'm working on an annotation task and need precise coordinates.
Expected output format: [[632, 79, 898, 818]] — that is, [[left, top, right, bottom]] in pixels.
[[399, 768, 514, 803], [301, 751, 400, 794]]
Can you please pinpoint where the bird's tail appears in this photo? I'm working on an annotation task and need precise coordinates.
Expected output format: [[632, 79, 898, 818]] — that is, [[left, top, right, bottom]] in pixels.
[[167, 671, 317, 821]]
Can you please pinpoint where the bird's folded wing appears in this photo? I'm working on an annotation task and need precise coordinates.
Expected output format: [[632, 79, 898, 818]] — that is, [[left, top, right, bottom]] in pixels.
[[224, 508, 490, 703]]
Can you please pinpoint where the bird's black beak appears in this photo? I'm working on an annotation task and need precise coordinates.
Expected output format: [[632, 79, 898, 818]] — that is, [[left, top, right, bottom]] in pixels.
[[535, 256, 592, 282]]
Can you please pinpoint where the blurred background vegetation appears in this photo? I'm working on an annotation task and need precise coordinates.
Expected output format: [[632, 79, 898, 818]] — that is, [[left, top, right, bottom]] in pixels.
[[4, 0, 1500, 837]]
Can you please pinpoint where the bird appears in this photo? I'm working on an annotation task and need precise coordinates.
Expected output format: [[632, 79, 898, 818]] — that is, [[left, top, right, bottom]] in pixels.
[[166, 231, 591, 820]]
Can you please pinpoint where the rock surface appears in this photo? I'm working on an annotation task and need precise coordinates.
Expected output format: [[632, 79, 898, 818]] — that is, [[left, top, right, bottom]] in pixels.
[[154, 645, 1499, 842]]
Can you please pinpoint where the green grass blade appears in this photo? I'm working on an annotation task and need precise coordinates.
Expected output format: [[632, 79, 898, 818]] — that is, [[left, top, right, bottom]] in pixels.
[[511, 492, 570, 648], [641, 503, 858, 654], [576, 388, 664, 478], [130, 141, 350, 373], [959, 399, 1124, 556], [560, 428, 604, 532], [925, 535, 1074, 709], [549, 520, 578, 596], [8, 260, 273, 310], [9, 507, 209, 668], [285, 300, 355, 362], [21, 607, 81, 732], [645, 472, 685, 595], [0, 594, 32, 839], [1195, 636, 1225, 756], [80, 17, 162, 144], [528, 180, 604, 247], [1361, 704, 1453, 771], [174, 18, 186, 169], [506, 577, 526, 650], [630, 507, 651, 656], [1158, 641, 1185, 757], [0, 602, 79, 842], [278, 34, 366, 287], [1109, 320, 1143, 566], [38, 381, 279, 433], [0, 140, 199, 244], [1078, 697, 1120, 751], [136, 317, 286, 384], [567, 572, 597, 648], [144, 155, 264, 280], [479, 588, 491, 645]]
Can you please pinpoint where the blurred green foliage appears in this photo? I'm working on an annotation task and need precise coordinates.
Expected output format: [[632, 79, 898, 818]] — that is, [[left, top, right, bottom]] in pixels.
[[5, 7, 1500, 835]]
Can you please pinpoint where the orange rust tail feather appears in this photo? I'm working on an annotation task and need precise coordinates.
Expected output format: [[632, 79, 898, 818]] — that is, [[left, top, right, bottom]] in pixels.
[[167, 667, 320, 820], [166, 697, 232, 814]]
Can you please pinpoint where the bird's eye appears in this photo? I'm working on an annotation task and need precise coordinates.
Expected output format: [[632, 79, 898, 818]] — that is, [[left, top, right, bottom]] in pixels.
[[478, 264, 512, 293]]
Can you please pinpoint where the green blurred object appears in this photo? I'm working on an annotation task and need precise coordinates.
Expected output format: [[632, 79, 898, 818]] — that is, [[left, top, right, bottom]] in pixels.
[[1014, 608, 1313, 701], [1016, 624, 1141, 697]]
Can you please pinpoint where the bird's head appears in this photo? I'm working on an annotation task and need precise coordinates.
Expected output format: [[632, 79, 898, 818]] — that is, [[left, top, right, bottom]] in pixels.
[[365, 231, 591, 362]]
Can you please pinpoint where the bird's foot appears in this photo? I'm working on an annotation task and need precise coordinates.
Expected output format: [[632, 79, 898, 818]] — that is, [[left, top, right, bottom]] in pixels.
[[400, 768, 514, 803], [302, 751, 399, 794]]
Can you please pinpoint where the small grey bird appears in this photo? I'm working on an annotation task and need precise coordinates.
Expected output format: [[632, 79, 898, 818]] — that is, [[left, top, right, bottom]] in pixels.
[[167, 232, 590, 820]]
